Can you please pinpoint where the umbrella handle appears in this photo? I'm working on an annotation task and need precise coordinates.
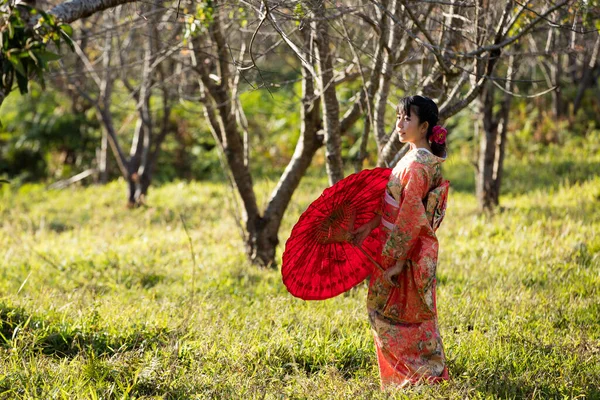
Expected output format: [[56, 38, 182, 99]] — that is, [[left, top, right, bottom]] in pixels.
[[355, 244, 385, 273]]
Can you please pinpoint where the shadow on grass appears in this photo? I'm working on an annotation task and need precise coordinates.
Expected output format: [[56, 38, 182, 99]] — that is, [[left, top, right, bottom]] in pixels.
[[247, 339, 375, 380], [0, 303, 169, 358]]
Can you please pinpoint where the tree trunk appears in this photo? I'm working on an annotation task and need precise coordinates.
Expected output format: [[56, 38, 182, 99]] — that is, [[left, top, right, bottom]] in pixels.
[[477, 54, 515, 212], [127, 174, 138, 206], [339, 0, 389, 137], [311, 1, 344, 185], [573, 33, 600, 114], [249, 71, 323, 267], [492, 114, 508, 207], [99, 130, 108, 184], [125, 1, 168, 207], [476, 81, 498, 212], [354, 121, 370, 172], [490, 55, 515, 207], [242, 27, 324, 267], [141, 92, 173, 198], [374, 76, 393, 152], [193, 17, 323, 267], [551, 52, 563, 119], [377, 130, 404, 167], [193, 6, 264, 265], [373, 0, 403, 152]]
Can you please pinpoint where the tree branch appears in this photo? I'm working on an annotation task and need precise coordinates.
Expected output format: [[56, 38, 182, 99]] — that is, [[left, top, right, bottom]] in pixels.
[[398, 0, 453, 75], [47, 0, 138, 23], [464, 0, 570, 58]]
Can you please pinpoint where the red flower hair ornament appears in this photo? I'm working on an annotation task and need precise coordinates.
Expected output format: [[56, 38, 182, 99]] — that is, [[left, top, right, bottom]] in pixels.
[[431, 125, 447, 145]]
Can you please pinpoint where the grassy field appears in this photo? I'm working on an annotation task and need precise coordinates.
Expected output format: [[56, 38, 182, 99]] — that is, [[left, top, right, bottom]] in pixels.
[[0, 137, 599, 399]]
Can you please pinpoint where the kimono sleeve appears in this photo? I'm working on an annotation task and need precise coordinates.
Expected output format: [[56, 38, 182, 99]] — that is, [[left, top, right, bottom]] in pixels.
[[381, 164, 430, 263]]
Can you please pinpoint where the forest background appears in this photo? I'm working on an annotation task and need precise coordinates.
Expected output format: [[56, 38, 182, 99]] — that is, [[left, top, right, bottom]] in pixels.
[[0, 0, 599, 398]]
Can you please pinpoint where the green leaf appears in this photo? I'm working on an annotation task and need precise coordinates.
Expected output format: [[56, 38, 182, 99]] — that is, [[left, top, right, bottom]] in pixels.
[[37, 51, 62, 63], [28, 50, 39, 66], [35, 50, 61, 69], [40, 11, 56, 28], [15, 71, 28, 94], [34, 65, 46, 89], [59, 30, 74, 52], [59, 24, 73, 37], [7, 54, 26, 77]]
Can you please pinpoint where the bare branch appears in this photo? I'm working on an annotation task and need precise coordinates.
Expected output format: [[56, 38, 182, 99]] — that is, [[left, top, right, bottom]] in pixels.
[[503, 0, 528, 37], [439, 74, 486, 119], [493, 0, 515, 45], [464, 0, 571, 58], [265, 5, 319, 80], [355, 12, 381, 36], [72, 40, 102, 89], [46, 0, 138, 23], [491, 80, 557, 98], [398, 0, 453, 75], [438, 71, 469, 109], [371, 0, 571, 60], [237, 2, 269, 72]]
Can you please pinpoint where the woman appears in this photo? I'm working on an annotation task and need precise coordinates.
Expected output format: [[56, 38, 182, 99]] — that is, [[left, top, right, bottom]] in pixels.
[[353, 95, 450, 388]]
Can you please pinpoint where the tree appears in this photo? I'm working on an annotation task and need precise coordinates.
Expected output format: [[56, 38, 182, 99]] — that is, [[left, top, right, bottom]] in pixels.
[[476, 55, 515, 211], [470, 0, 595, 211], [308, 0, 344, 184], [1, 0, 144, 108], [4, 0, 591, 263], [187, 1, 323, 266], [263, 0, 572, 177], [0, 0, 74, 106], [184, 0, 584, 264], [53, 1, 181, 205]]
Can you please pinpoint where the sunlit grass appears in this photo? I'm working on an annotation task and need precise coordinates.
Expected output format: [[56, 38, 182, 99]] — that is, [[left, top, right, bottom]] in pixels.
[[0, 141, 599, 399]]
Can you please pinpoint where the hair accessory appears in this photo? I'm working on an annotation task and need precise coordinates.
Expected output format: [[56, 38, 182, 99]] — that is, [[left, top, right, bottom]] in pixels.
[[431, 125, 447, 145]]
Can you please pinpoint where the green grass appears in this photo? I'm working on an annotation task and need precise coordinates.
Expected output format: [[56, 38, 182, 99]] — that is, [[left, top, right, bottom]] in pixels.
[[0, 139, 599, 399]]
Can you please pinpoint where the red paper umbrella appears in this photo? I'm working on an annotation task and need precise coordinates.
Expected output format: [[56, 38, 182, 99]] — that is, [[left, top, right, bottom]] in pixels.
[[282, 168, 392, 300]]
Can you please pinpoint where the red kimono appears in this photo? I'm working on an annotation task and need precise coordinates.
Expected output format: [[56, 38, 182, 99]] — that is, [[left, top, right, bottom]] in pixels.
[[368, 147, 450, 388]]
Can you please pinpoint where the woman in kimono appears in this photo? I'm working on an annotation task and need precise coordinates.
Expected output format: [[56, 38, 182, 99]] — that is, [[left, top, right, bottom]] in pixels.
[[353, 95, 450, 388]]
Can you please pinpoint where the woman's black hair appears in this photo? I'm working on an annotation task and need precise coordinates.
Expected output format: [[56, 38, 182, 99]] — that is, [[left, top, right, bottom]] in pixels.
[[396, 95, 447, 158]]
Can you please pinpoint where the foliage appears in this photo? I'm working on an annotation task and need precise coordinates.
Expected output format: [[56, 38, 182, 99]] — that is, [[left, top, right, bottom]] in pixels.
[[0, 0, 73, 95], [183, 0, 214, 42], [0, 137, 598, 398], [239, 86, 302, 172], [0, 84, 99, 181], [0, 84, 227, 184]]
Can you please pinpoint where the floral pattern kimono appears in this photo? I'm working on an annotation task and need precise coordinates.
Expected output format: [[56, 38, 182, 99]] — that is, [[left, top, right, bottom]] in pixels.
[[368, 147, 450, 388]]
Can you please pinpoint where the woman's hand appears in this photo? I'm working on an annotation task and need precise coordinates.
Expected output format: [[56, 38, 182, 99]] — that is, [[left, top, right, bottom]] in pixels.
[[383, 260, 405, 287], [351, 223, 372, 246], [351, 215, 380, 246]]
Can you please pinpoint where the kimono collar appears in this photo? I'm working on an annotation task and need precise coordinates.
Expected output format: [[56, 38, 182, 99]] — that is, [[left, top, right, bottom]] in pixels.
[[410, 147, 447, 166]]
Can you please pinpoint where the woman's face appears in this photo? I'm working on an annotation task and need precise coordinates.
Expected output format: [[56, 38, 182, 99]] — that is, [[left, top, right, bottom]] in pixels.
[[396, 106, 428, 144]]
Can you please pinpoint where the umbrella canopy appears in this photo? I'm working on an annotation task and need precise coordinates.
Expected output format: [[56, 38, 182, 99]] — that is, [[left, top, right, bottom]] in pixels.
[[282, 168, 392, 300]]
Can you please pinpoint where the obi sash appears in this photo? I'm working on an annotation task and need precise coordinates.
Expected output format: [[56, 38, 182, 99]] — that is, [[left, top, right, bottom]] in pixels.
[[380, 179, 450, 234], [381, 190, 399, 232]]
